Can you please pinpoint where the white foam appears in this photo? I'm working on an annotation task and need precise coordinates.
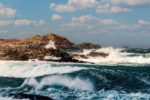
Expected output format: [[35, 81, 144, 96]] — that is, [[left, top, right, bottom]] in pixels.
[[22, 76, 94, 91], [45, 40, 56, 49], [78, 47, 150, 65], [0, 61, 87, 78]]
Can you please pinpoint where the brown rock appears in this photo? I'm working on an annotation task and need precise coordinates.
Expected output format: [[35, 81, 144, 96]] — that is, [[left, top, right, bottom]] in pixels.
[[78, 43, 101, 49], [43, 33, 78, 49], [87, 52, 108, 57], [71, 54, 88, 59]]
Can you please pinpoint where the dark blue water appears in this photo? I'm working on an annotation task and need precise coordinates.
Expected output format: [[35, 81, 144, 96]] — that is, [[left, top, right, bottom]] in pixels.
[[0, 48, 150, 100]]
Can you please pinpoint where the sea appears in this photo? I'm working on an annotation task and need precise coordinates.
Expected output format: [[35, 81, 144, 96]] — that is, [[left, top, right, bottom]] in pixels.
[[0, 47, 150, 100]]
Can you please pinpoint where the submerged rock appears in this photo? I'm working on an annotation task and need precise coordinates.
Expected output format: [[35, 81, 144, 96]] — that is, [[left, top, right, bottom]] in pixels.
[[87, 52, 109, 57], [9, 93, 53, 100]]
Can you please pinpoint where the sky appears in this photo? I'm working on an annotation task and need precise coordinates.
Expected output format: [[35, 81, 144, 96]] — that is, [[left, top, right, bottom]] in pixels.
[[0, 0, 150, 48]]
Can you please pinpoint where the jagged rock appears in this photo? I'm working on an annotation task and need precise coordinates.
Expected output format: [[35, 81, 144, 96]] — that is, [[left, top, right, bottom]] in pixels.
[[9, 93, 53, 100], [78, 43, 101, 49], [87, 52, 108, 57], [0, 33, 103, 63], [0, 33, 79, 50], [0, 50, 5, 55], [43, 33, 79, 49], [0, 47, 83, 62]]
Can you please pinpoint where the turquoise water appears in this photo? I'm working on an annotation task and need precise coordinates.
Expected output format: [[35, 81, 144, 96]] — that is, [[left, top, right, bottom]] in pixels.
[[0, 48, 150, 100]]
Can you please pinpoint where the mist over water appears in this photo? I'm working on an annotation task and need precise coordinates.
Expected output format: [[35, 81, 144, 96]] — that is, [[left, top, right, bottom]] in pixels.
[[0, 47, 150, 100]]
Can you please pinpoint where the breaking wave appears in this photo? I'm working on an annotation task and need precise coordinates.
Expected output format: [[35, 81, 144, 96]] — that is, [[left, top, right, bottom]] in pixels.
[[22, 76, 94, 91], [78, 47, 150, 65], [0, 47, 150, 99], [0, 61, 87, 78]]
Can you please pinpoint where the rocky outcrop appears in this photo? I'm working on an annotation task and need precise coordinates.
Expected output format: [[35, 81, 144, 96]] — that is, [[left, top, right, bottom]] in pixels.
[[78, 43, 101, 49], [0, 33, 79, 50], [0, 33, 103, 62], [0, 48, 83, 62], [9, 93, 53, 100], [0, 33, 101, 51], [43, 33, 78, 50]]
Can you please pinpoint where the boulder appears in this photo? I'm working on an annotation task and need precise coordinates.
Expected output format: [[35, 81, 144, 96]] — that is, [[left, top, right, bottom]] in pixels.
[[9, 93, 53, 100], [78, 43, 101, 49]]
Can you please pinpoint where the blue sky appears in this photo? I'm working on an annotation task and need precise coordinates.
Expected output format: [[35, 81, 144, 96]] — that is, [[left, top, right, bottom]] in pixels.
[[0, 0, 150, 48]]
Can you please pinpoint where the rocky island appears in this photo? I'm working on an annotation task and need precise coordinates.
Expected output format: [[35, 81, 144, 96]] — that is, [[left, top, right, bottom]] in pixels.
[[0, 33, 107, 62]]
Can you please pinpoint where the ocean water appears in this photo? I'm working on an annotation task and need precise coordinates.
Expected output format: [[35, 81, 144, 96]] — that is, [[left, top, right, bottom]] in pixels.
[[0, 47, 150, 100]]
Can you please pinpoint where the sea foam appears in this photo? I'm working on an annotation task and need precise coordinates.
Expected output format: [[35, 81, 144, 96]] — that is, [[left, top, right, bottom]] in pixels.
[[0, 61, 87, 78], [78, 47, 150, 65], [22, 76, 94, 91]]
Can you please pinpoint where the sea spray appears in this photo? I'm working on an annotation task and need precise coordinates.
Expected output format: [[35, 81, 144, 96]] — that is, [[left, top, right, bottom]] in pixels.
[[0, 48, 150, 99], [45, 40, 56, 49], [78, 47, 150, 65], [22, 76, 94, 91], [0, 61, 87, 78]]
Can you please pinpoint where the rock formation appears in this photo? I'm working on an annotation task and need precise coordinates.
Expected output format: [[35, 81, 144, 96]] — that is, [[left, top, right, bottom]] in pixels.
[[9, 93, 53, 100], [0, 33, 78, 50], [0, 32, 105, 62], [78, 42, 101, 49]]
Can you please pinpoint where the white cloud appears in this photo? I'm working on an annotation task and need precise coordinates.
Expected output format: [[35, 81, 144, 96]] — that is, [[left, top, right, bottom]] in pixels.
[[51, 14, 62, 20], [50, 3, 76, 12], [50, 0, 98, 12], [50, 0, 133, 13], [109, 0, 150, 6], [68, 0, 98, 9], [111, 6, 131, 13], [96, 4, 132, 13], [101, 19, 118, 25], [50, 0, 150, 14], [0, 19, 44, 26], [0, 2, 16, 18], [72, 15, 101, 23], [138, 19, 150, 25], [14, 19, 45, 26], [14, 19, 32, 26], [72, 15, 118, 25], [119, 24, 141, 30], [0, 20, 13, 26], [60, 15, 119, 31], [61, 14, 146, 32]]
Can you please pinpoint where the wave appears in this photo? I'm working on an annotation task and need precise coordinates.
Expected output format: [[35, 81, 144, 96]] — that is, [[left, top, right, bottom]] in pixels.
[[0, 97, 18, 100], [77, 47, 150, 65], [22, 75, 94, 91], [0, 61, 87, 78]]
